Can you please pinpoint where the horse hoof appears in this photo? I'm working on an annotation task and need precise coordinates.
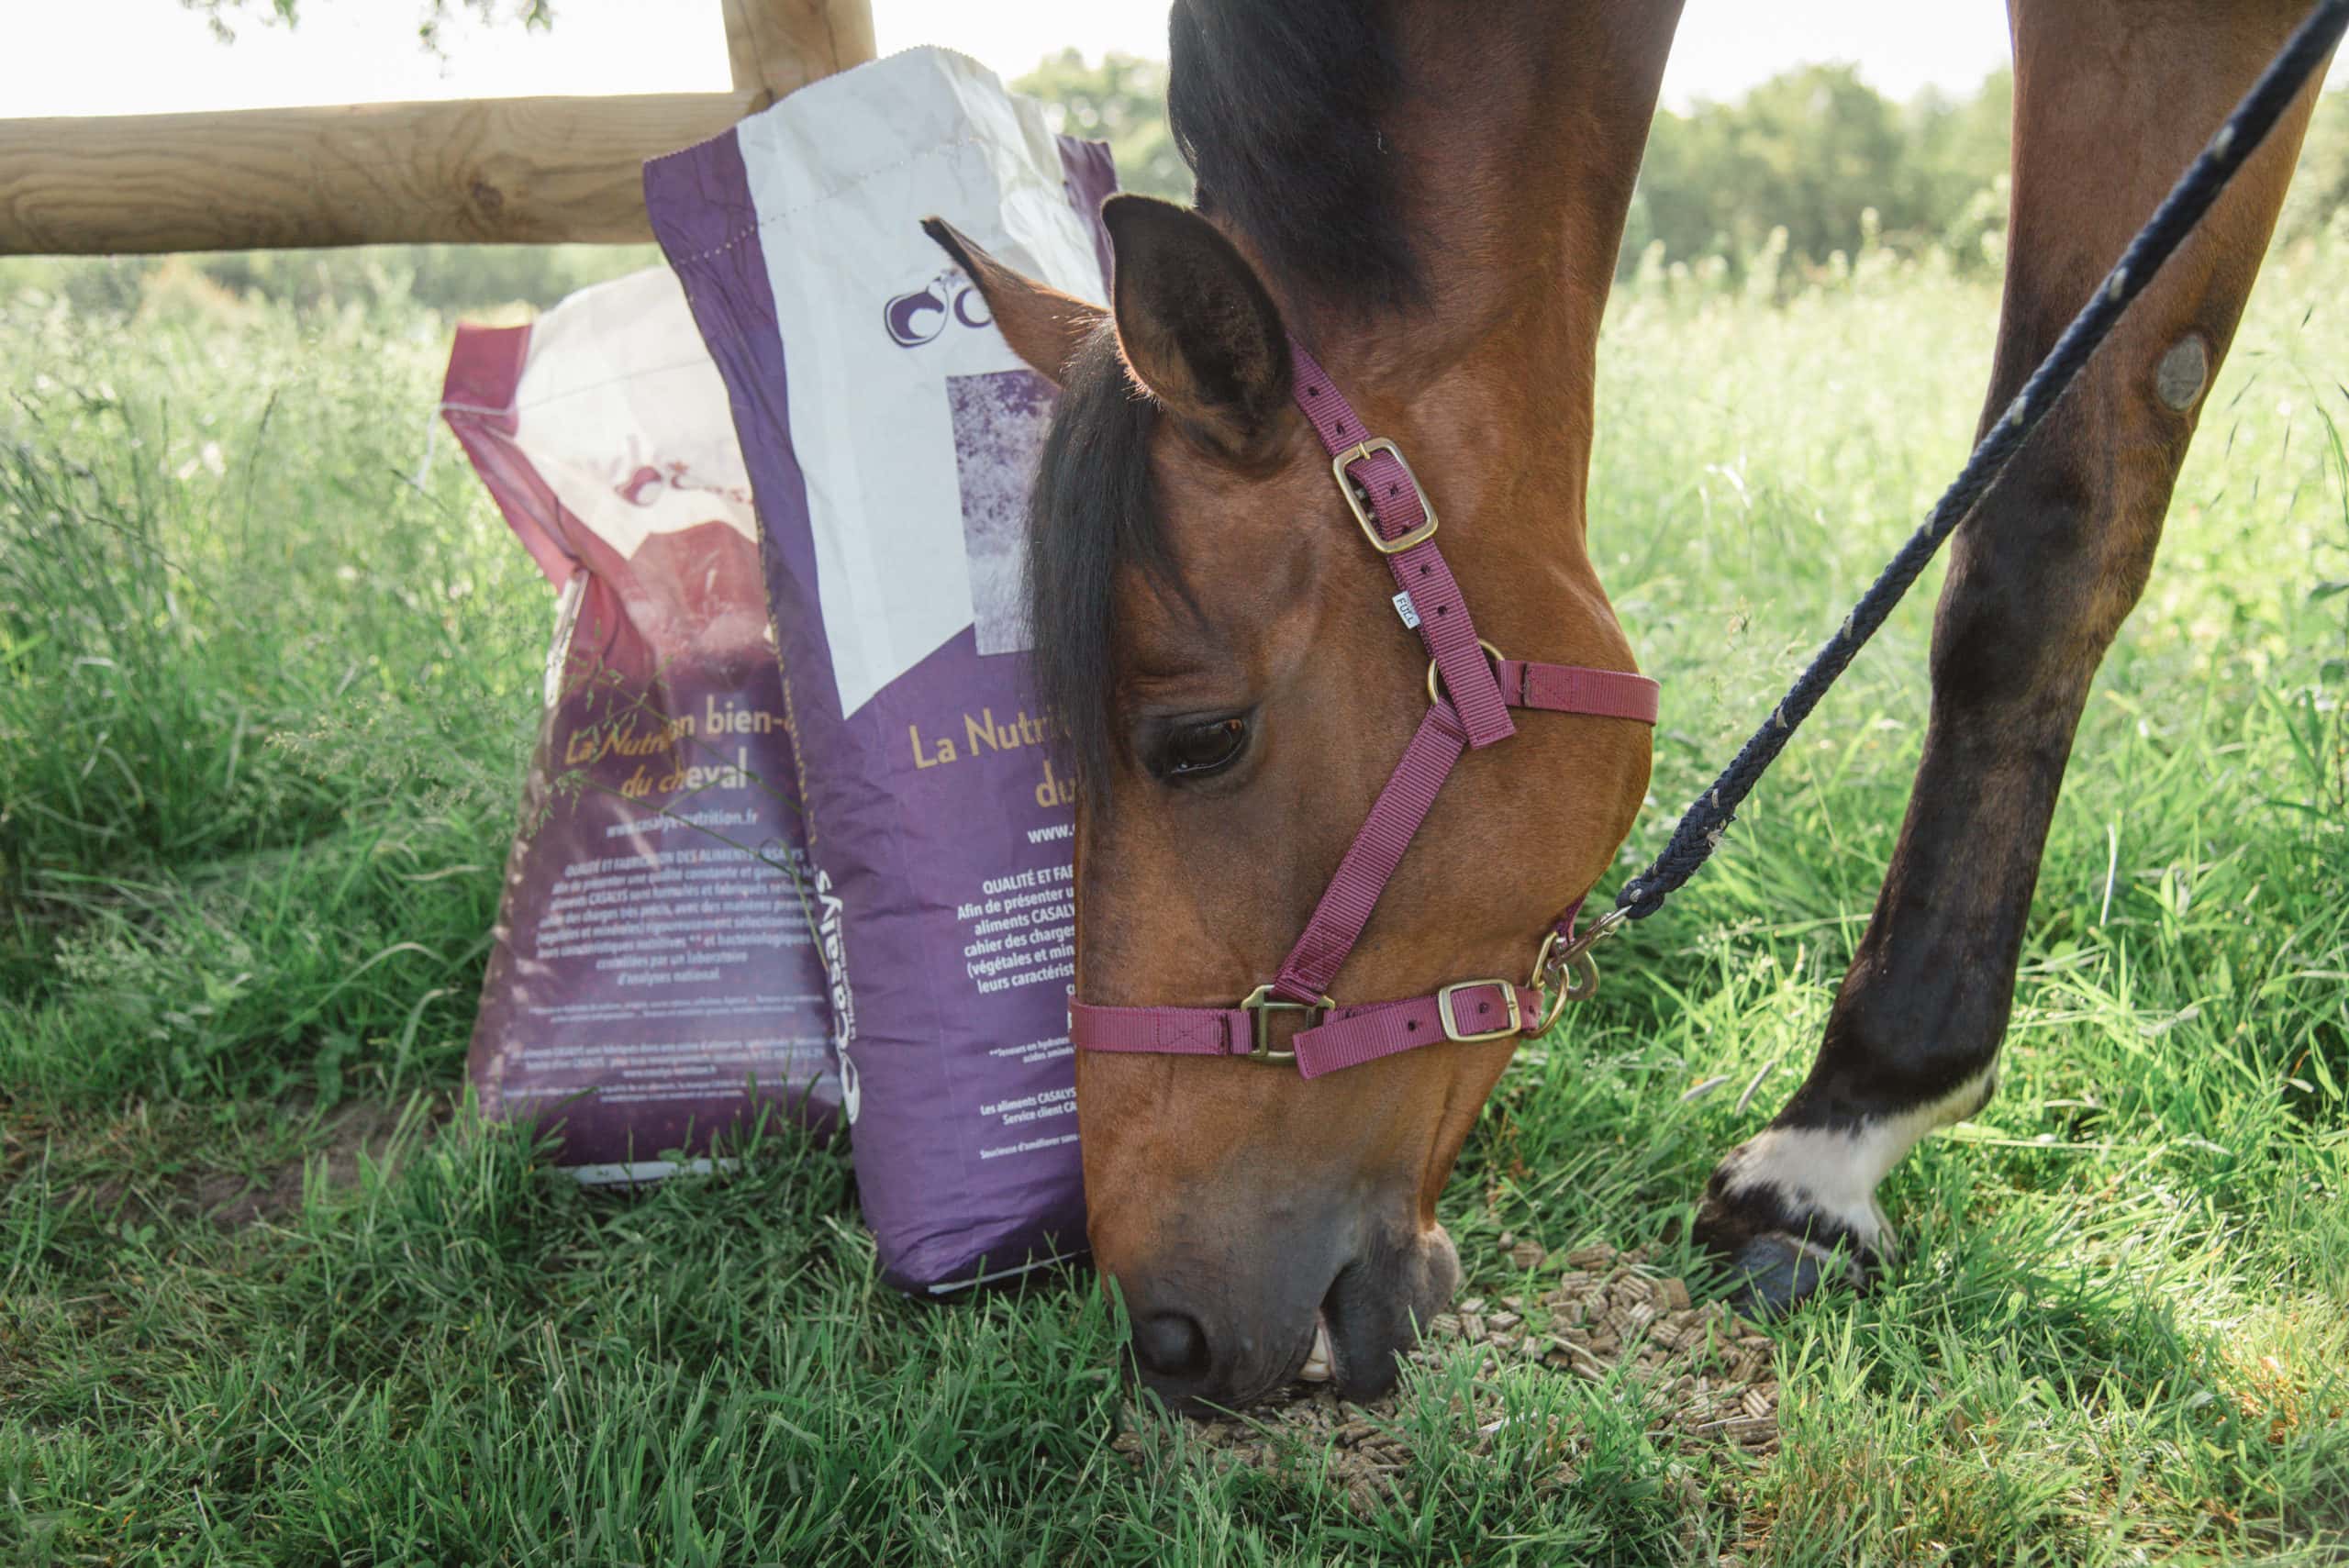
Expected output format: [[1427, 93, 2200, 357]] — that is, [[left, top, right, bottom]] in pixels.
[[1714, 1230, 1865, 1318], [1692, 1167, 1882, 1318]]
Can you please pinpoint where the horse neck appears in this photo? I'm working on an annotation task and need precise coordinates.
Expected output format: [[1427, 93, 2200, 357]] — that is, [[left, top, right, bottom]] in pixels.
[[1276, 1, 1679, 552]]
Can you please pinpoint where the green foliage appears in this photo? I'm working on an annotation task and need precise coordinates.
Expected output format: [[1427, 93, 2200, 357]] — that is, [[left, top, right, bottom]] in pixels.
[[0, 244, 661, 321], [5, 172, 2349, 1567], [1627, 65, 2018, 283], [1016, 50, 1194, 206], [178, 0, 552, 54], [0, 289, 540, 1098]]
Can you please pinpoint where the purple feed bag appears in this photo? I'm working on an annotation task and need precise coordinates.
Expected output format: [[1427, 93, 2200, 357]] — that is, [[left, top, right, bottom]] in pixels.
[[443, 269, 836, 1179], [644, 48, 1116, 1291]]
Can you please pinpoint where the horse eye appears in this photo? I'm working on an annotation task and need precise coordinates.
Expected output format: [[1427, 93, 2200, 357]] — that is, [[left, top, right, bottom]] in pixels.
[[1159, 716, 1250, 780]]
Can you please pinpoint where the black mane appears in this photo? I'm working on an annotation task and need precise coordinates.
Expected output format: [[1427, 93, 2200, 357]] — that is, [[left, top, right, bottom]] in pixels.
[[1167, 0, 1422, 308], [1025, 3, 1419, 799], [1024, 325, 1167, 800]]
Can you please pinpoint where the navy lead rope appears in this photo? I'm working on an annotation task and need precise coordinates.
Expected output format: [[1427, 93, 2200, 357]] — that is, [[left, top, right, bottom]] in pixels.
[[1606, 0, 2349, 929]]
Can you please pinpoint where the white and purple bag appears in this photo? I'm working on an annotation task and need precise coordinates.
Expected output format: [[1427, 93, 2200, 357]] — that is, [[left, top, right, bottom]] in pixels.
[[444, 268, 838, 1177], [645, 49, 1115, 1290]]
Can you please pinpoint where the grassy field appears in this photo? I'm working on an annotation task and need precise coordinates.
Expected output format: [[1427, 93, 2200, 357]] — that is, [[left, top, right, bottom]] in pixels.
[[4, 230, 2347, 1565]]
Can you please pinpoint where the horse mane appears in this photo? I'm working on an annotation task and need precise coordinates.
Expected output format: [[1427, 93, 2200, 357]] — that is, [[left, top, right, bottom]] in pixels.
[[1026, 2, 1419, 800], [1167, 0, 1422, 308], [1024, 324, 1168, 801]]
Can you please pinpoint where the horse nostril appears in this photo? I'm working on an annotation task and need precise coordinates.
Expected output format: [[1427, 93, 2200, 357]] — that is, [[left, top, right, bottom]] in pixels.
[[1130, 1311, 1210, 1382]]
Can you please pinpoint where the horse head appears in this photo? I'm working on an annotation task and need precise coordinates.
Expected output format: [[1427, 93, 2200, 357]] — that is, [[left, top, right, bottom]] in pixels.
[[929, 188, 1653, 1406]]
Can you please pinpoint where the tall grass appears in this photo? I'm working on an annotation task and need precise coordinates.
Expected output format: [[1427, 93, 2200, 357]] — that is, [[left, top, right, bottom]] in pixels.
[[0, 292, 540, 1101], [3, 228, 2345, 1562]]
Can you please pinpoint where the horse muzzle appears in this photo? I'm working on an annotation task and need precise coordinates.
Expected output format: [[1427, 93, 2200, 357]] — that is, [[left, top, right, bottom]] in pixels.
[[1112, 1218, 1461, 1409]]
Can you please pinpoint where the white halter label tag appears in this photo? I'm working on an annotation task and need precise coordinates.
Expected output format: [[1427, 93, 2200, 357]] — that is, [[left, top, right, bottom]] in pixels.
[[1392, 590, 1422, 630]]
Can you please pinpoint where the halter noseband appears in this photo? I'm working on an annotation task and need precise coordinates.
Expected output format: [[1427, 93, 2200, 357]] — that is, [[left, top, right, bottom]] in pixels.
[[1066, 340, 1659, 1080]]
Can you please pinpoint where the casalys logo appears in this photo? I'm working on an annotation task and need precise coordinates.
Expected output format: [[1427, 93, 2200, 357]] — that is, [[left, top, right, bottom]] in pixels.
[[816, 866, 860, 1124], [883, 266, 993, 349]]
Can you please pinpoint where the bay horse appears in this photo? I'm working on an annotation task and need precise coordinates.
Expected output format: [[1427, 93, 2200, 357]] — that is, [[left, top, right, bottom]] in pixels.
[[928, 0, 2335, 1408]]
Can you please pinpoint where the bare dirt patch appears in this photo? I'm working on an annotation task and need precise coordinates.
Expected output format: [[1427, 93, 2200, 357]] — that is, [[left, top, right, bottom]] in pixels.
[[194, 1096, 416, 1228], [21, 1094, 429, 1231]]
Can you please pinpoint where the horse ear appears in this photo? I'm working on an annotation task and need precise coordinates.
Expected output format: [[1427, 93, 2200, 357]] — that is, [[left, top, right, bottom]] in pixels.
[[1101, 195, 1294, 456], [920, 217, 1106, 387]]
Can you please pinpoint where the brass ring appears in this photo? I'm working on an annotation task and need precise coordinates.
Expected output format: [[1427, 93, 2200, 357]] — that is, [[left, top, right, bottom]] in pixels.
[[1531, 978, 1568, 1034], [1527, 932, 1570, 1032], [1526, 913, 1620, 1029], [1426, 638, 1506, 708]]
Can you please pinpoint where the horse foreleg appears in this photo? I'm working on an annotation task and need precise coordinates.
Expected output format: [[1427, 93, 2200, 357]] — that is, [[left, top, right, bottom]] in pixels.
[[1692, 0, 2333, 1312]]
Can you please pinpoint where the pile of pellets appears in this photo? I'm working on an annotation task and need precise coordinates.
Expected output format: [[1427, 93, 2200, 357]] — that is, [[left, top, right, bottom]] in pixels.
[[1113, 1240, 1779, 1516]]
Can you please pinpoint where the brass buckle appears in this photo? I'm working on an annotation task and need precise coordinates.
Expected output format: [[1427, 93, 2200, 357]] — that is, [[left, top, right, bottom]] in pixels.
[[1239, 984, 1333, 1062], [1436, 979, 1522, 1043], [1427, 638, 1506, 707], [1331, 438, 1440, 555]]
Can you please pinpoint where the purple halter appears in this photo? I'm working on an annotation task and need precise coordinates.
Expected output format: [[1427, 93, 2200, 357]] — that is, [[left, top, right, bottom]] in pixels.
[[1067, 340, 1658, 1079]]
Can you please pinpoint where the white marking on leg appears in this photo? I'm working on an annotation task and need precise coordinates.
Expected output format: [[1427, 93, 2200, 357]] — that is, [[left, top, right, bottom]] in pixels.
[[1720, 1068, 1995, 1256]]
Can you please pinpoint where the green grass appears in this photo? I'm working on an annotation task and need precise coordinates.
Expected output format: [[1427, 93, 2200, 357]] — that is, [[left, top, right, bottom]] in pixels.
[[5, 228, 2347, 1563]]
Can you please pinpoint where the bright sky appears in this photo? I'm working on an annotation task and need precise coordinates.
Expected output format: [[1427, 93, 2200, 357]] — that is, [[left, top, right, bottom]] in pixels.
[[5, 0, 2343, 119]]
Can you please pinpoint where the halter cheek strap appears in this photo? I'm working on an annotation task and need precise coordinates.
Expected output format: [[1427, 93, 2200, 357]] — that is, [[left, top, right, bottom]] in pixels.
[[1287, 343, 1518, 751], [1065, 339, 1660, 1079]]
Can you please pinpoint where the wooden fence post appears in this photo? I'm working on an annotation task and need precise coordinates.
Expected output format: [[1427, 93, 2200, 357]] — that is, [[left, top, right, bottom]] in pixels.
[[727, 0, 880, 111]]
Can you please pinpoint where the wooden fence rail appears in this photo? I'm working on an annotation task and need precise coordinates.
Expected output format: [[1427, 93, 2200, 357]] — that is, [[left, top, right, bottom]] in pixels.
[[0, 0, 874, 255]]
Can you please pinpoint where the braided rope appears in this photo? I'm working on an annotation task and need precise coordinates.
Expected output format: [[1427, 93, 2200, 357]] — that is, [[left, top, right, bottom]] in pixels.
[[1611, 0, 2349, 925]]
